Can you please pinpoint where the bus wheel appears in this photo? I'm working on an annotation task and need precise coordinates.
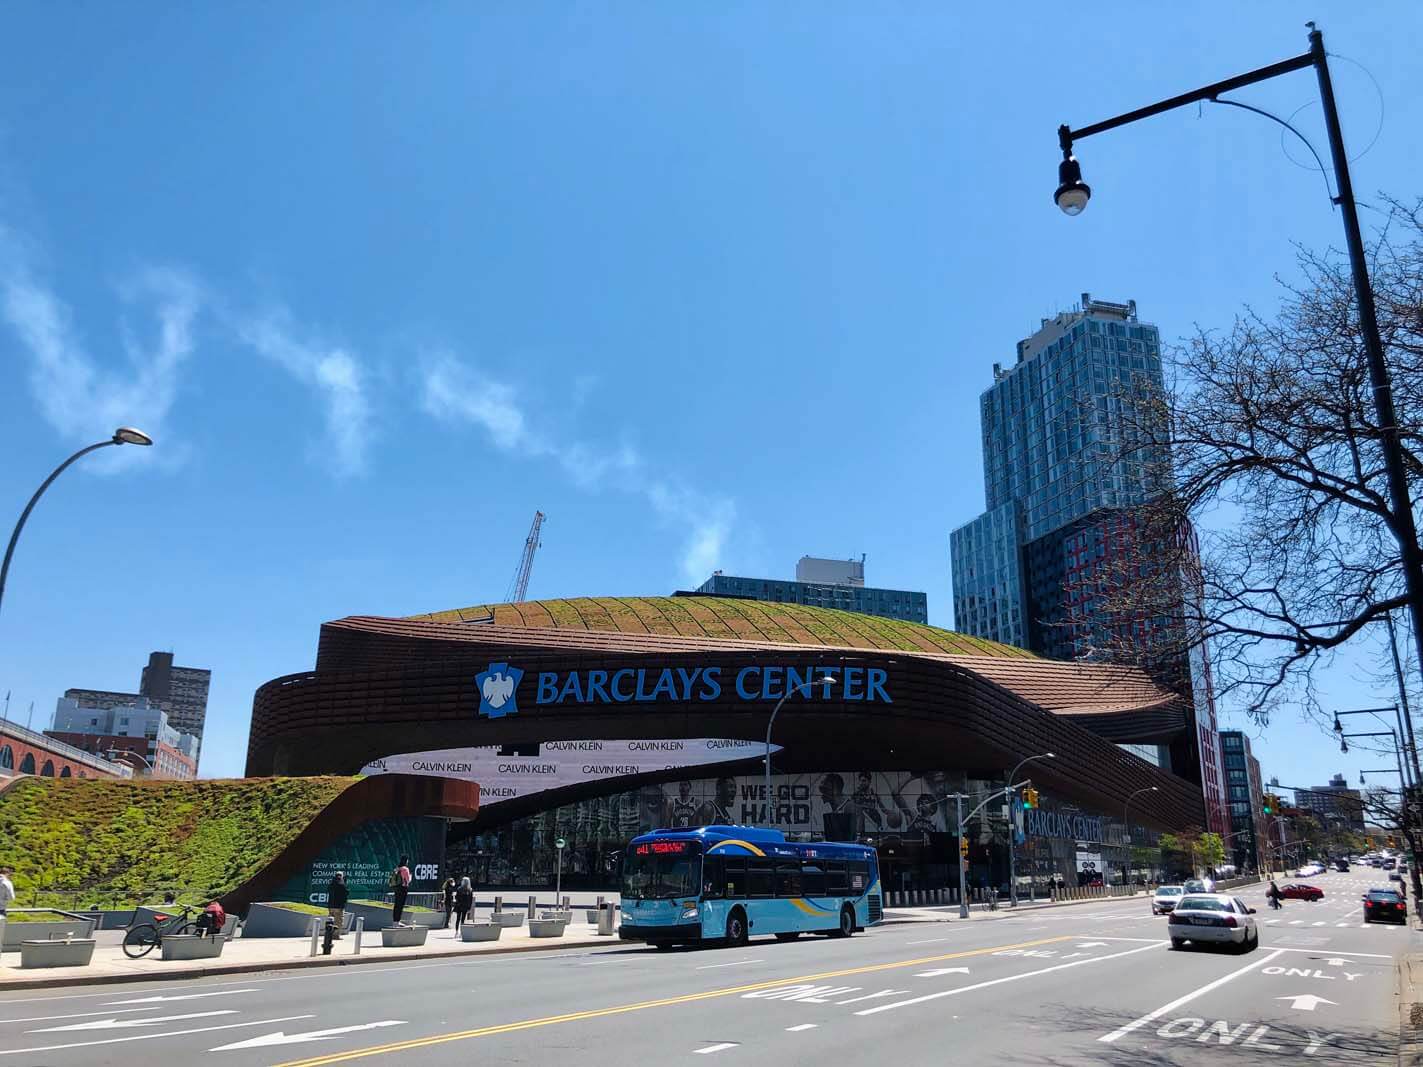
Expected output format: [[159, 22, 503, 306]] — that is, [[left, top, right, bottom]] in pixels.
[[774, 932, 801, 942], [725, 909, 748, 947], [654, 942, 676, 951], [831, 906, 855, 938]]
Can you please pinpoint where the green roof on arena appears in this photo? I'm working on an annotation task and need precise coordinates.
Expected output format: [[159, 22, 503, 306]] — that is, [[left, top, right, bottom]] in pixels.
[[410, 596, 1036, 659]]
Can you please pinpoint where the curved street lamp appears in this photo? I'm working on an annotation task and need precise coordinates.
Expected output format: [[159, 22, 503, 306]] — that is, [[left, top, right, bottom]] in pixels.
[[764, 672, 838, 824], [1005, 751, 1055, 906], [0, 428, 153, 620], [1122, 786, 1159, 885]]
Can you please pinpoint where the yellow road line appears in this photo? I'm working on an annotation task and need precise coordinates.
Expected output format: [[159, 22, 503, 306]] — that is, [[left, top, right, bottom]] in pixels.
[[274, 934, 1075, 1066]]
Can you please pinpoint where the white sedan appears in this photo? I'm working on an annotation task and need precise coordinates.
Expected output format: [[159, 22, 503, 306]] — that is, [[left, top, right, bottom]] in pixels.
[[1151, 885, 1185, 915], [1167, 893, 1259, 952]]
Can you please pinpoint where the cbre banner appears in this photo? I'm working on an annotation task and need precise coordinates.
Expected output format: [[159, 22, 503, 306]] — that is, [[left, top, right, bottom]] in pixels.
[[271, 816, 447, 905]]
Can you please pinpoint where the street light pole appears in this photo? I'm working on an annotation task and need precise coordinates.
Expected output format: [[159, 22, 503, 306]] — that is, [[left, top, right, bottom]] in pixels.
[[0, 428, 155, 620], [1122, 786, 1159, 887], [763, 672, 837, 825], [1005, 751, 1055, 907], [1055, 25, 1423, 789]]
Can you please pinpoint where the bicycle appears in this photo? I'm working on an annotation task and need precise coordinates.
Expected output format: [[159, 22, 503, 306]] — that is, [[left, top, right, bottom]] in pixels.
[[122, 903, 208, 958]]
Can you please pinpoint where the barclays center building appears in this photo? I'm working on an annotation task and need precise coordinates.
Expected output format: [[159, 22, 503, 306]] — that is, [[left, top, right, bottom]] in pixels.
[[248, 596, 1210, 894]]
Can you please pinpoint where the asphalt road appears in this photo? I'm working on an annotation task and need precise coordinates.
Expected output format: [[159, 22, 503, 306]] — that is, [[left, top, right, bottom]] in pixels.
[[0, 871, 1409, 1066]]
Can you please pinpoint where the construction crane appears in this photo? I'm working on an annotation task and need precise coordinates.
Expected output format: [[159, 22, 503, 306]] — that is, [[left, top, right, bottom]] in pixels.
[[506, 511, 545, 603]]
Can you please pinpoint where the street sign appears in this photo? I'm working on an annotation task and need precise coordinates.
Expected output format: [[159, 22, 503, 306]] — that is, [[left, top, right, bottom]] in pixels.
[[556, 837, 566, 850]]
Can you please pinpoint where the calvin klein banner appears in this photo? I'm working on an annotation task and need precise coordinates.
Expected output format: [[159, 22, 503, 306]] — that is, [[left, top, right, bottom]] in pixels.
[[359, 739, 780, 803]]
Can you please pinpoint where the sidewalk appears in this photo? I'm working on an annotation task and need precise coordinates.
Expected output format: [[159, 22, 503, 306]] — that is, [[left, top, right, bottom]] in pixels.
[[0, 918, 616, 991]]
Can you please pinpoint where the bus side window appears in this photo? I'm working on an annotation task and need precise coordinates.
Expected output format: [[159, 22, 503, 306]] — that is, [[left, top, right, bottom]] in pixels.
[[703, 855, 724, 898], [748, 858, 775, 898], [801, 863, 827, 897], [776, 861, 802, 898], [847, 859, 870, 893], [723, 857, 747, 898], [826, 861, 849, 895]]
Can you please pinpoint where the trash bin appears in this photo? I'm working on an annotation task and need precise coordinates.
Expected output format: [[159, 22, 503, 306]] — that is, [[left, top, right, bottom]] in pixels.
[[596, 903, 616, 936]]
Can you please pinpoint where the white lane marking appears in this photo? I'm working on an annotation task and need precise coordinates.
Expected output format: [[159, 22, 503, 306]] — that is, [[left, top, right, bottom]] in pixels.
[[1097, 949, 1286, 1044], [1288, 920, 1304, 925], [905, 938, 949, 945], [106, 990, 259, 1005], [1268, 946, 1391, 958], [1, 1007, 164, 1025], [210, 1020, 405, 1051], [1277, 994, 1338, 1011], [915, 967, 970, 978], [786, 1024, 818, 1032], [695, 1042, 739, 1054], [856, 941, 1164, 1017], [696, 959, 765, 970], [1312, 922, 1327, 927], [0, 1015, 316, 1057], [30, 1010, 238, 1033]]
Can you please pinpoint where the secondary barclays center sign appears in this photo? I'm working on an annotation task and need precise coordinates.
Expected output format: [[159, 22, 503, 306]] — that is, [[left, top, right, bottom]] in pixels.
[[476, 661, 891, 718]]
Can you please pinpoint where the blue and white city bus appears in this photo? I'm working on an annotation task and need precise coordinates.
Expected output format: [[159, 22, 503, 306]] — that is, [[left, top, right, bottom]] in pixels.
[[619, 825, 883, 948]]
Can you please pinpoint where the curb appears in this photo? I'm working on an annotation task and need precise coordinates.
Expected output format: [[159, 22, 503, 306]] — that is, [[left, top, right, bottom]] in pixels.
[[1399, 953, 1422, 1067], [0, 933, 616, 991]]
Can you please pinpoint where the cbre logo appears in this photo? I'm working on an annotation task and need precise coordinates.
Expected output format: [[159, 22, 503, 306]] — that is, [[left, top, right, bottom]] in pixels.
[[475, 662, 524, 718]]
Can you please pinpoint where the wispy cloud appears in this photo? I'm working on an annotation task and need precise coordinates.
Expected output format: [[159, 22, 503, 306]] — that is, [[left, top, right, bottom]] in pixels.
[[1, 233, 200, 470], [420, 352, 734, 583], [233, 311, 373, 479]]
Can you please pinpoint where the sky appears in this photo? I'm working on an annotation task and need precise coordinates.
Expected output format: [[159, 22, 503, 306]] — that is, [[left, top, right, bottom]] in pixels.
[[1, 2, 1420, 789]]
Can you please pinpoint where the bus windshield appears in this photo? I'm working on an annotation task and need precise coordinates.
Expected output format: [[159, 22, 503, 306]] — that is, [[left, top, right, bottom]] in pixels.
[[622, 850, 701, 900]]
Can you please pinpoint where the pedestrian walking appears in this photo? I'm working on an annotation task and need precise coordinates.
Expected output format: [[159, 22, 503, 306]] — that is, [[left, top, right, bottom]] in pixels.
[[439, 877, 456, 929], [0, 864, 16, 955], [390, 856, 412, 923], [327, 871, 348, 938], [454, 876, 473, 930], [1266, 879, 1282, 910]]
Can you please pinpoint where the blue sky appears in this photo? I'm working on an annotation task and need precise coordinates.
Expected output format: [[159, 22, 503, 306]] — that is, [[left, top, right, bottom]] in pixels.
[[1, 3, 1419, 787]]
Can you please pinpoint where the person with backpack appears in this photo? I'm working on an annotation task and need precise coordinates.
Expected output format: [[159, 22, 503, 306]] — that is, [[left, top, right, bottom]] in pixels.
[[327, 872, 348, 938], [196, 900, 226, 937], [453, 876, 474, 931], [390, 856, 412, 923]]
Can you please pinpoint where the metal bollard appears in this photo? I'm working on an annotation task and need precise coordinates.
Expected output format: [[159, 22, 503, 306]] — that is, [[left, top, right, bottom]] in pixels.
[[528, 895, 537, 920], [352, 916, 364, 954], [493, 895, 503, 914], [309, 917, 322, 957]]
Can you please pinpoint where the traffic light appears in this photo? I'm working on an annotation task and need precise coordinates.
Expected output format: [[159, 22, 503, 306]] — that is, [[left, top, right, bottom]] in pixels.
[[959, 836, 970, 856], [1023, 788, 1039, 810], [1388, 836, 1398, 849], [1262, 795, 1273, 815]]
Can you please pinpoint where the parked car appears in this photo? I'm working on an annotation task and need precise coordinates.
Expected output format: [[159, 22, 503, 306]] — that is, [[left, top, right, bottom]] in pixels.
[[1279, 883, 1323, 901], [1152, 885, 1185, 915], [1364, 888, 1408, 924], [1168, 894, 1259, 952]]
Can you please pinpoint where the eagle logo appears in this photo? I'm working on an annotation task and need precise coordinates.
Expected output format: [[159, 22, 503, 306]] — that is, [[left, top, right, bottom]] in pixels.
[[475, 662, 524, 718]]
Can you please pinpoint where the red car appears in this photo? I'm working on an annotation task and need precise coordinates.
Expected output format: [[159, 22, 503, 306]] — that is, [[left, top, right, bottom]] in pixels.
[[1279, 883, 1323, 901], [1364, 888, 1408, 924]]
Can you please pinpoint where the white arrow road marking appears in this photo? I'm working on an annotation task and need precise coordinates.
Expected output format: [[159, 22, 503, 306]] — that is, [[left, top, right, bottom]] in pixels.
[[694, 1043, 738, 1054], [1324, 958, 1355, 966], [30, 1011, 238, 1033], [1076, 942, 1108, 948], [914, 967, 971, 978], [0, 1015, 315, 1057], [1277, 995, 1337, 1012], [210, 1020, 405, 1051], [107, 989, 259, 1005], [2, 1007, 164, 1025]]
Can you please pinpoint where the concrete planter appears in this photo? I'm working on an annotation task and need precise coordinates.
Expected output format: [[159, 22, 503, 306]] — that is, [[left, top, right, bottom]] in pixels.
[[528, 918, 568, 939], [19, 938, 97, 968], [381, 924, 429, 948], [346, 902, 437, 933], [240, 903, 346, 939], [2, 914, 97, 949], [160, 933, 227, 961], [460, 922, 503, 943], [494, 911, 525, 928], [539, 910, 573, 922]]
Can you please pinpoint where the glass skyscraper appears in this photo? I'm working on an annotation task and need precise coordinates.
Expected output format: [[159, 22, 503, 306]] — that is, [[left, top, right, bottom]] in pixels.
[[949, 294, 1228, 834]]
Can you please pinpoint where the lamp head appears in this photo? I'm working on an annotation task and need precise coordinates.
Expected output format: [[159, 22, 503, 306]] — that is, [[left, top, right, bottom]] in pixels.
[[1340, 738, 1349, 754], [1332, 714, 1343, 734], [1054, 156, 1091, 216], [113, 427, 154, 446]]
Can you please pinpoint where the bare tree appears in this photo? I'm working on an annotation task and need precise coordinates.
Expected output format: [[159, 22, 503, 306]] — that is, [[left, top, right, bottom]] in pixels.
[[1073, 197, 1423, 729]]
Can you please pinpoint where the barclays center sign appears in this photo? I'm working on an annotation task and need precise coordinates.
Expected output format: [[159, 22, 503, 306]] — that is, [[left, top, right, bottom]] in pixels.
[[477, 661, 892, 719]]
